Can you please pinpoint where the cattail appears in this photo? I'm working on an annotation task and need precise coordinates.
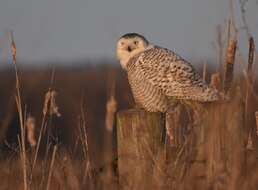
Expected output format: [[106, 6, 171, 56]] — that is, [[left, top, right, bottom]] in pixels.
[[225, 40, 237, 65], [223, 39, 237, 92], [26, 116, 37, 147], [43, 89, 61, 117], [10, 31, 16, 65], [105, 95, 117, 131], [105, 69, 117, 131], [247, 37, 255, 73], [210, 72, 222, 90], [32, 88, 61, 171], [244, 36, 255, 105], [202, 63, 207, 83], [244, 37, 256, 153]]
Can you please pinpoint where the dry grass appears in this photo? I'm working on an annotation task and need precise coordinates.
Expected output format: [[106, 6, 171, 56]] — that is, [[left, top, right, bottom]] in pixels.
[[0, 62, 131, 190], [1, 49, 257, 190], [0, 2, 258, 189]]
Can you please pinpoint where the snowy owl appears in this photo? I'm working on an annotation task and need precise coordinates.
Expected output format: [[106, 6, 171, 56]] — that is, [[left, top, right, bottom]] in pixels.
[[116, 33, 219, 113]]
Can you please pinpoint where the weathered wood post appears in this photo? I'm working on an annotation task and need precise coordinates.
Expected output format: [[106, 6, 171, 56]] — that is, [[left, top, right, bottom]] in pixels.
[[116, 109, 165, 188]]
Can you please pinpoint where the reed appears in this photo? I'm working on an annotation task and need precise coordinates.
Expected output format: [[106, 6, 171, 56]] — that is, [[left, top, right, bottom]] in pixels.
[[10, 31, 28, 190]]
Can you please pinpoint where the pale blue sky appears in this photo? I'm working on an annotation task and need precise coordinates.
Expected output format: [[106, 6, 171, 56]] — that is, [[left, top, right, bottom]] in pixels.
[[0, 0, 257, 64]]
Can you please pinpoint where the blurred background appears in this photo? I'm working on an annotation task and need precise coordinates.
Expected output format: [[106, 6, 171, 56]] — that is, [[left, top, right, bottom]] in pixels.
[[0, 0, 257, 64], [0, 0, 257, 167]]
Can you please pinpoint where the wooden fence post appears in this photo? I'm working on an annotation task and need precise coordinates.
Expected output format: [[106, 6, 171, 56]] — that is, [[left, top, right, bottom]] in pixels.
[[116, 109, 165, 188]]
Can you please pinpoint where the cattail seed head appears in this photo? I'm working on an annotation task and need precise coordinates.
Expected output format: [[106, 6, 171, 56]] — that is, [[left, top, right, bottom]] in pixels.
[[26, 116, 36, 147], [43, 89, 61, 117]]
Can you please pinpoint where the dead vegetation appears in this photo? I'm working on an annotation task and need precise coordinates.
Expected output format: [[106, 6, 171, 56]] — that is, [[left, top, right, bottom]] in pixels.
[[0, 1, 258, 190]]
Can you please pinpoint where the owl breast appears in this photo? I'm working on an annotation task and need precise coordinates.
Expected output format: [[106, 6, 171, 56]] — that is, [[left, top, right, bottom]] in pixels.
[[127, 66, 169, 113]]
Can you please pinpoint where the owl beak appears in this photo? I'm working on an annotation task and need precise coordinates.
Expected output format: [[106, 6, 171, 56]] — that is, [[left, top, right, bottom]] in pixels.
[[127, 46, 132, 52]]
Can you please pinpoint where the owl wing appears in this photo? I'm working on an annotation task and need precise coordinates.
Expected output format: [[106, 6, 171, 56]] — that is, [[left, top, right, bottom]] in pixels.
[[136, 46, 218, 102]]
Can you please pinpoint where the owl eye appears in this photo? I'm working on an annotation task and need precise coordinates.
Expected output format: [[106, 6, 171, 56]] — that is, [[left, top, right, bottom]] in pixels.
[[134, 41, 139, 45]]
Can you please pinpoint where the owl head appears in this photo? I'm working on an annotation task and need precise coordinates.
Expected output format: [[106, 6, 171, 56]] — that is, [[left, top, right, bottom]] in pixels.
[[116, 33, 149, 69]]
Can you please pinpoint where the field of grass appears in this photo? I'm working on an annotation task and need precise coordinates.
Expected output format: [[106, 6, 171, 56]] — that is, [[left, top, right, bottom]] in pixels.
[[0, 54, 257, 190], [0, 4, 258, 189], [0, 63, 133, 190]]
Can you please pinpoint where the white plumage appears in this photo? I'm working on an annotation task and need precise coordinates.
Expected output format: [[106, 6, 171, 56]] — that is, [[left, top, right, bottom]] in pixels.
[[116, 33, 219, 112]]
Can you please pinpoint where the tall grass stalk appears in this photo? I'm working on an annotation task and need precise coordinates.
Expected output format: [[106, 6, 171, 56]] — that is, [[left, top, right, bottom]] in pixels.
[[10, 31, 27, 190], [32, 67, 57, 172], [46, 145, 58, 190]]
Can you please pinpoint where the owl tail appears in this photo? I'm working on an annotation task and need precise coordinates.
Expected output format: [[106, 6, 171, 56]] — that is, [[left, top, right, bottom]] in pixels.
[[198, 87, 220, 102], [184, 87, 220, 103]]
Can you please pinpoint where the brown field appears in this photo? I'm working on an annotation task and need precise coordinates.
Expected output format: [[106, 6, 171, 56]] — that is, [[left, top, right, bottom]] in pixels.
[[0, 56, 258, 190], [0, 8, 258, 188], [0, 63, 135, 189]]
